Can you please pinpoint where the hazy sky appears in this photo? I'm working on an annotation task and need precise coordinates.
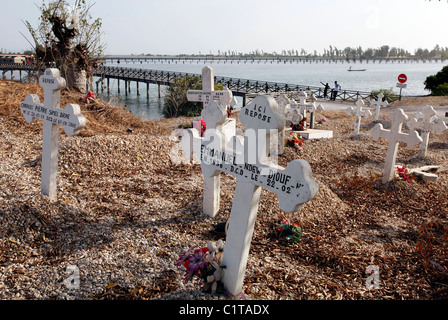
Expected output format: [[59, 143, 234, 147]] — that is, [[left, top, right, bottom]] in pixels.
[[1, 0, 448, 55]]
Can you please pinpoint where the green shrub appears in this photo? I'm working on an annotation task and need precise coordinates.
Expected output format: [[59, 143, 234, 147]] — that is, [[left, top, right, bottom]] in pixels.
[[424, 65, 448, 95], [163, 76, 224, 118], [432, 83, 448, 96], [371, 88, 399, 102]]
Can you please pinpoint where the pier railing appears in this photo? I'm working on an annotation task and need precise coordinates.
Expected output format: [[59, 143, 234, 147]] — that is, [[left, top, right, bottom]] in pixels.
[[1, 63, 401, 103]]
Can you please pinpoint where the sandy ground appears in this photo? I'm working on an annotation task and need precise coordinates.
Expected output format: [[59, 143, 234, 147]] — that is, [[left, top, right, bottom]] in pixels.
[[1, 81, 448, 302]]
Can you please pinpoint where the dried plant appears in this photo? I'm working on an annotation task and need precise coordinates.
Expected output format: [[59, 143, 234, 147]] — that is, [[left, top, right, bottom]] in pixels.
[[22, 0, 105, 89]]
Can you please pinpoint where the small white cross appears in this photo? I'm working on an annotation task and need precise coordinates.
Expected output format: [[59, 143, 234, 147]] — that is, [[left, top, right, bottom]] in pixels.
[[407, 105, 447, 159], [20, 68, 86, 199], [370, 93, 388, 121], [347, 99, 372, 136], [371, 108, 422, 183], [186, 66, 233, 108]]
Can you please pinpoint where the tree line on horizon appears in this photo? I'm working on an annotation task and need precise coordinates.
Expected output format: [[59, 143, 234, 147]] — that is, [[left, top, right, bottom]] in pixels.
[[171, 44, 448, 60]]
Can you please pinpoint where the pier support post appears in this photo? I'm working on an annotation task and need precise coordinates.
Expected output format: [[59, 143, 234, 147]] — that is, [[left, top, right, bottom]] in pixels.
[[158, 83, 161, 98], [137, 81, 140, 96], [146, 83, 150, 99], [118, 79, 120, 93]]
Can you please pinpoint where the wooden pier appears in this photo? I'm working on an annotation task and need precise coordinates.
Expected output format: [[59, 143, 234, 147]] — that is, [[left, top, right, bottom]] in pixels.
[[1, 63, 401, 104]]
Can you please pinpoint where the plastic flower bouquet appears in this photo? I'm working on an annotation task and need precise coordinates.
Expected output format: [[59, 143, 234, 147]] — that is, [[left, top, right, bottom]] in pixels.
[[176, 240, 225, 293], [279, 221, 303, 243]]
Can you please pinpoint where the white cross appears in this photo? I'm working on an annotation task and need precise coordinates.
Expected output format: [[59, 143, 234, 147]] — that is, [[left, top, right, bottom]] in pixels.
[[199, 96, 318, 295], [275, 94, 291, 154], [20, 68, 86, 199], [371, 108, 422, 183], [186, 66, 234, 108], [288, 92, 324, 129], [370, 93, 388, 122], [346, 99, 372, 136], [407, 105, 447, 159]]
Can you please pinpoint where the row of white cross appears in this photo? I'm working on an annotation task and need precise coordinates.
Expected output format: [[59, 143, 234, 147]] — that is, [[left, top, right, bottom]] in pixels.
[[20, 67, 447, 296]]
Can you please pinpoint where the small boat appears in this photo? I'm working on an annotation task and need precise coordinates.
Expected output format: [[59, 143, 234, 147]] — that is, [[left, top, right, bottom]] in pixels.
[[348, 66, 366, 72]]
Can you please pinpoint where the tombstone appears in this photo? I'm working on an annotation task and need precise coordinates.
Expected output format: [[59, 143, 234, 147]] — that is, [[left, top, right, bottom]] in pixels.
[[198, 96, 318, 295], [20, 68, 86, 199], [346, 98, 372, 136], [286, 92, 331, 140], [274, 94, 291, 154], [186, 66, 233, 108], [407, 105, 447, 159], [371, 109, 422, 183], [180, 66, 236, 218], [370, 93, 388, 122]]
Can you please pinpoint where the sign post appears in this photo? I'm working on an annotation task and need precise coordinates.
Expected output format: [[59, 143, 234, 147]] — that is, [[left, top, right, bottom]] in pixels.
[[396, 74, 407, 101]]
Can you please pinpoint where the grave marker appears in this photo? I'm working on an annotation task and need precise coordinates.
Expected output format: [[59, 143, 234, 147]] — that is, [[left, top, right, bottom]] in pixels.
[[347, 98, 372, 136], [371, 108, 422, 183], [20, 68, 86, 199], [370, 92, 388, 122], [407, 105, 447, 159], [182, 66, 236, 217], [199, 96, 318, 295], [186, 66, 233, 108]]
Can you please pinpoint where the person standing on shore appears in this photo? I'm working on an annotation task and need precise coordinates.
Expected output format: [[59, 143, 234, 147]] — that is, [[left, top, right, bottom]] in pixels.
[[320, 82, 330, 99], [331, 81, 341, 101]]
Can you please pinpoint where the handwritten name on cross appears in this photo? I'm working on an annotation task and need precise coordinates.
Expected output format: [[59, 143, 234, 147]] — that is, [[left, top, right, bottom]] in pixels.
[[407, 105, 447, 159], [370, 92, 388, 121], [371, 108, 422, 183], [186, 66, 233, 108], [200, 96, 318, 295], [346, 99, 372, 136], [20, 68, 86, 199]]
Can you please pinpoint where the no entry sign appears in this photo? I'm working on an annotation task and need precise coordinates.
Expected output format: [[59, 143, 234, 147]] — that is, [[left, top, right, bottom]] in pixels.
[[398, 74, 407, 84]]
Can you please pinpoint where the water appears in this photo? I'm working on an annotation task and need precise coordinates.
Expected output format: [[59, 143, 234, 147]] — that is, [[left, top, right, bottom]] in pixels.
[[7, 60, 444, 120], [101, 59, 445, 120]]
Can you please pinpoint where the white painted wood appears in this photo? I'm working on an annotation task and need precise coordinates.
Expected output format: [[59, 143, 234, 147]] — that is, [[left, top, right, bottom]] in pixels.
[[371, 108, 422, 183], [20, 68, 86, 199], [407, 105, 447, 159]]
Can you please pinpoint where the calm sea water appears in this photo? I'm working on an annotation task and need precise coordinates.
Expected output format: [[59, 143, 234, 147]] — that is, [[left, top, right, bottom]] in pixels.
[[93, 60, 447, 120]]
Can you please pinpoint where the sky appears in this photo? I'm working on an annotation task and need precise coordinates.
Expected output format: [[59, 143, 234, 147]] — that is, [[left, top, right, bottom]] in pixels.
[[1, 0, 448, 56]]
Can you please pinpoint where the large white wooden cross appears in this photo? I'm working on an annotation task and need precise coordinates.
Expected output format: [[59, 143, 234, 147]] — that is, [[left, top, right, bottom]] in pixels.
[[370, 93, 388, 122], [199, 96, 318, 295], [407, 105, 447, 159], [346, 98, 372, 136], [20, 68, 86, 199], [180, 66, 238, 218], [371, 108, 422, 183]]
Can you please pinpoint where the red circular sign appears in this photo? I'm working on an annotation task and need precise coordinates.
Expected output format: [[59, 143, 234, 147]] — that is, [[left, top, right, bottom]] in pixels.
[[398, 74, 407, 83]]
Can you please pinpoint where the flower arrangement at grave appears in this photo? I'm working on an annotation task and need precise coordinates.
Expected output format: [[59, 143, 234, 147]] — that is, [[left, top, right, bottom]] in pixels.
[[176, 240, 225, 294], [279, 221, 303, 243], [79, 91, 96, 104], [395, 166, 413, 183], [286, 131, 305, 150], [317, 117, 327, 125], [290, 117, 307, 131], [176, 119, 206, 136]]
